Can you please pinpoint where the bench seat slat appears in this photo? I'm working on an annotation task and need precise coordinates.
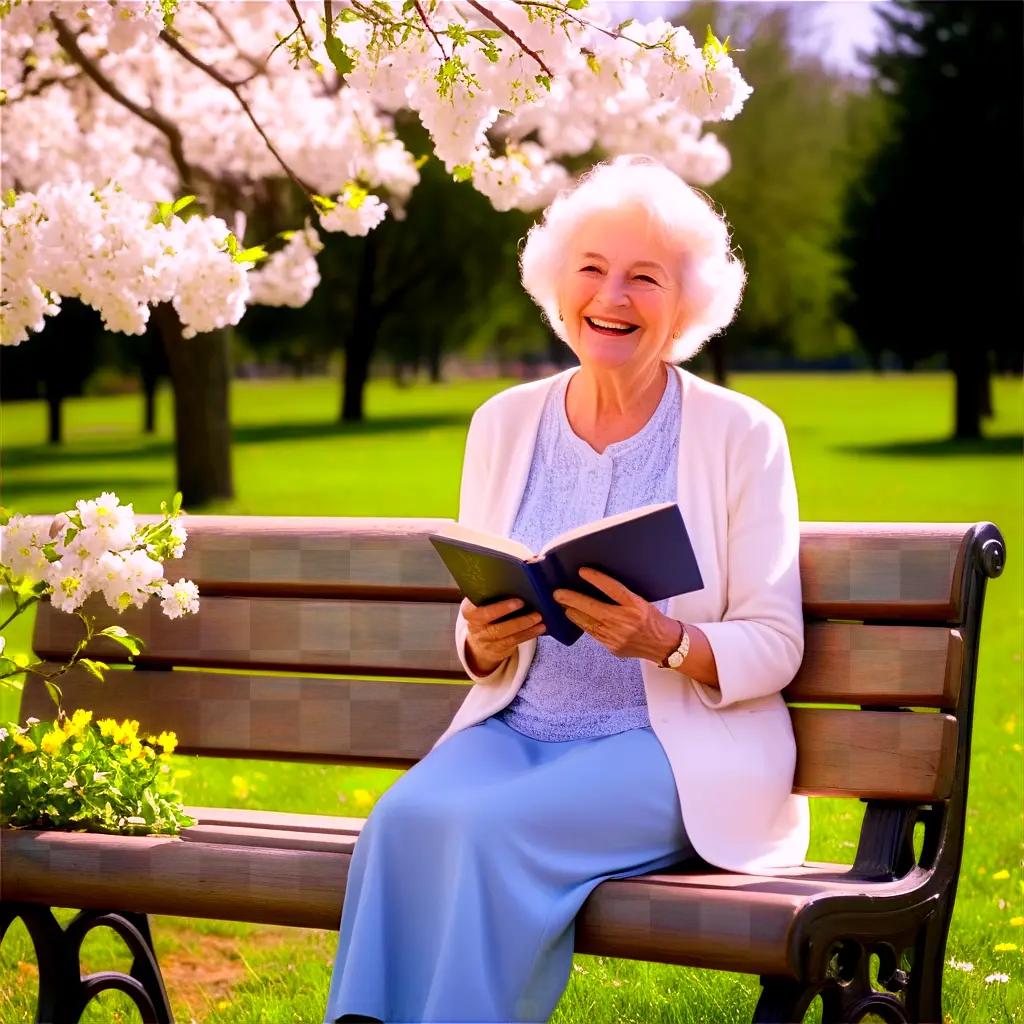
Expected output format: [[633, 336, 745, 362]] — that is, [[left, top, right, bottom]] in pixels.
[[181, 806, 366, 834], [1, 825, 930, 977]]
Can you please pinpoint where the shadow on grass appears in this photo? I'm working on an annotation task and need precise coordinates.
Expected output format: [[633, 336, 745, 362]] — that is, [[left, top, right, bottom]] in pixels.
[[230, 412, 467, 445], [836, 434, 1023, 458], [2, 475, 164, 504], [3, 413, 469, 470]]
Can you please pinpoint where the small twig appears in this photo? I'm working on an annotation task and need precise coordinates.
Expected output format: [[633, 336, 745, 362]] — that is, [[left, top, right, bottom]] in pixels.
[[266, 23, 302, 64], [412, 0, 449, 61], [196, 0, 265, 80], [50, 14, 204, 192], [286, 0, 315, 55], [512, 0, 653, 46], [465, 0, 552, 77], [158, 27, 316, 196]]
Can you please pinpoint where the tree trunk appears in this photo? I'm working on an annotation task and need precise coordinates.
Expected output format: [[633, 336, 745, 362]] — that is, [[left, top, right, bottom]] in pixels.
[[948, 345, 985, 440], [45, 389, 62, 445], [142, 379, 157, 435], [709, 335, 728, 387], [340, 232, 379, 423], [427, 335, 443, 383], [154, 303, 234, 506]]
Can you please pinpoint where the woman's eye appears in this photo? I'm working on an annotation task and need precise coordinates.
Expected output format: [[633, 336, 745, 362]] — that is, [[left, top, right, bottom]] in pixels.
[[579, 265, 601, 273], [635, 274, 658, 284]]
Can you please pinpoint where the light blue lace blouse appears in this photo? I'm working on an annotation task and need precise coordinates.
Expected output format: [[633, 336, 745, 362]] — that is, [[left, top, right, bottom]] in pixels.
[[496, 364, 680, 741]]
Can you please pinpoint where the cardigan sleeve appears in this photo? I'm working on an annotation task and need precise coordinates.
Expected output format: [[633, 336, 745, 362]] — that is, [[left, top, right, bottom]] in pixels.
[[452, 405, 521, 685], [686, 409, 805, 710]]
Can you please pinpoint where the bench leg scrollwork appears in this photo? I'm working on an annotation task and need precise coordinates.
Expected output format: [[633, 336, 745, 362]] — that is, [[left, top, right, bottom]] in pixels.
[[754, 918, 946, 1024], [0, 902, 173, 1024]]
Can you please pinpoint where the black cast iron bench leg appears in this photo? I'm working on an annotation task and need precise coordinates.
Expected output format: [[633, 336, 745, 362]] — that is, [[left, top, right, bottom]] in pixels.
[[1, 901, 173, 1024]]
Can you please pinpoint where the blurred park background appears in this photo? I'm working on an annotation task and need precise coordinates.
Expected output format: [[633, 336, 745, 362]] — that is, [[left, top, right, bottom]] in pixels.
[[2, 0, 1022, 1021]]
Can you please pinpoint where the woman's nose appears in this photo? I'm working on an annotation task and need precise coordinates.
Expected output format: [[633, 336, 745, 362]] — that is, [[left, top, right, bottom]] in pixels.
[[596, 274, 630, 306]]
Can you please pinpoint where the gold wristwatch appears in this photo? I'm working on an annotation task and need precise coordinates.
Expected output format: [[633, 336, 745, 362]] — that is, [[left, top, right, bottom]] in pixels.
[[659, 621, 690, 669]]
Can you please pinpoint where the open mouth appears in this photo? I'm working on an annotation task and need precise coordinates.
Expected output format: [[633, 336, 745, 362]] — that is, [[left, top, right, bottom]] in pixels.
[[584, 316, 640, 337]]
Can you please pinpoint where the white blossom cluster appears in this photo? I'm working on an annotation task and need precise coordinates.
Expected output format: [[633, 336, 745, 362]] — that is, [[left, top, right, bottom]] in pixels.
[[0, 0, 752, 345], [0, 492, 199, 619], [247, 220, 324, 307], [0, 182, 252, 345]]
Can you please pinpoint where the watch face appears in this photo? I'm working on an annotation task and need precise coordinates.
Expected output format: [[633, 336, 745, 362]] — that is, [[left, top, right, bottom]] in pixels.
[[668, 652, 683, 667]]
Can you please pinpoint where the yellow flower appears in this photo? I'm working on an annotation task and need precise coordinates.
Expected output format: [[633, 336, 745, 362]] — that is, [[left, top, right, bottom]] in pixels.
[[1010, 917, 1024, 927], [99, 718, 140, 746], [12, 734, 37, 753], [353, 788, 375, 810], [40, 730, 67, 755], [61, 709, 93, 738], [993, 943, 1018, 953], [156, 730, 178, 755], [231, 775, 250, 800], [992, 869, 1011, 881], [124, 739, 145, 762]]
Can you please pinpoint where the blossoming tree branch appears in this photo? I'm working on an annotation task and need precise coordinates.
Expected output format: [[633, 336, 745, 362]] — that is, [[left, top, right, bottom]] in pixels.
[[0, 0, 750, 505], [1, 0, 750, 345]]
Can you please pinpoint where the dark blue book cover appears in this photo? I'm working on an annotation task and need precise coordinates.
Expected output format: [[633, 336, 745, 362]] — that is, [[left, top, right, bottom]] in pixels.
[[428, 502, 704, 646]]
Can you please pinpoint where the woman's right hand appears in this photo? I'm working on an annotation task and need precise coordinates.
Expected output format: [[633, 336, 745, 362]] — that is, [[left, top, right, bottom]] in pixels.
[[461, 596, 546, 676]]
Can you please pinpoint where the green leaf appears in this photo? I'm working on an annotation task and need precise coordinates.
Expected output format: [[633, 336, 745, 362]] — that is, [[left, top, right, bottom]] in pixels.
[[2, 189, 15, 208], [452, 164, 473, 182], [414, 154, 429, 170], [310, 193, 337, 213], [151, 200, 174, 228], [40, 542, 60, 564], [615, 18, 635, 33], [172, 491, 183, 515], [585, 52, 600, 74], [277, 229, 297, 241], [43, 679, 63, 709], [233, 245, 268, 264], [324, 35, 354, 77], [62, 525, 79, 547], [96, 627, 143, 656], [535, 73, 552, 91], [171, 195, 196, 214], [78, 658, 109, 682], [567, 0, 588, 9]]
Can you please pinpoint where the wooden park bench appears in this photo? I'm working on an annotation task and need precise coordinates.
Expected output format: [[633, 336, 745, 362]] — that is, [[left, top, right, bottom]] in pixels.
[[1, 515, 1006, 1024]]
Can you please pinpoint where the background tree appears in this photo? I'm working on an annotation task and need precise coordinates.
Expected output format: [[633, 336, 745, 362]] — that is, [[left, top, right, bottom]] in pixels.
[[677, 1, 883, 385], [836, 0, 1023, 438]]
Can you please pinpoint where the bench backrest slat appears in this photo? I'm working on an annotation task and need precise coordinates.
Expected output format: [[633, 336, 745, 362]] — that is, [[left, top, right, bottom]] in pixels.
[[25, 516, 973, 622], [19, 665, 959, 802]]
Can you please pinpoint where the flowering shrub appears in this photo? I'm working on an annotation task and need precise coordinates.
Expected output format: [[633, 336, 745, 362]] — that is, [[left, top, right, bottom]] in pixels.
[[0, 490, 200, 836], [0, 708, 196, 835], [0, 490, 199, 710]]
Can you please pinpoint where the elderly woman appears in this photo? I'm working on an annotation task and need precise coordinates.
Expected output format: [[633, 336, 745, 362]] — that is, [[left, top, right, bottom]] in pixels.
[[324, 154, 808, 1024]]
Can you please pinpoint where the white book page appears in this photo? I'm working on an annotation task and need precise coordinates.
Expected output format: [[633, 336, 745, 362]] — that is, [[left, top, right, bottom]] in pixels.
[[538, 502, 673, 556], [432, 522, 536, 561]]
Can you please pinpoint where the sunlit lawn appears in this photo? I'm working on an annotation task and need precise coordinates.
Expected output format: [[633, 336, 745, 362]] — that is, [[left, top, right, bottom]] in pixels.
[[1, 370, 1021, 1022]]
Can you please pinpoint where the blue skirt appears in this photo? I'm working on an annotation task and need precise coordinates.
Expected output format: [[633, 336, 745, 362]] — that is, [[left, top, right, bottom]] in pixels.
[[323, 714, 696, 1024]]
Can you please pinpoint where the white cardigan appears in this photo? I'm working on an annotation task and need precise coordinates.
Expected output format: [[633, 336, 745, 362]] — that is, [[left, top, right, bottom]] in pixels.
[[429, 364, 810, 873]]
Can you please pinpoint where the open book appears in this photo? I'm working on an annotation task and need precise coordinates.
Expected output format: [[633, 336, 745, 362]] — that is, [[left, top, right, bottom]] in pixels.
[[428, 502, 704, 646]]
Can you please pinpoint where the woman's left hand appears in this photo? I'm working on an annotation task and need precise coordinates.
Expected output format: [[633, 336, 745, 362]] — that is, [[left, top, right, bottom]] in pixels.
[[553, 566, 678, 663]]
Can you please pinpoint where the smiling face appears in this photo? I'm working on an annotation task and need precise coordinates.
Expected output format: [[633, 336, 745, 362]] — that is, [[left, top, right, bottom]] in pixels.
[[556, 205, 685, 372]]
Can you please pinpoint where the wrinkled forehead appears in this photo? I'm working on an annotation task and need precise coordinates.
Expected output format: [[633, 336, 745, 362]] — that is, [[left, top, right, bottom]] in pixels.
[[564, 202, 682, 270]]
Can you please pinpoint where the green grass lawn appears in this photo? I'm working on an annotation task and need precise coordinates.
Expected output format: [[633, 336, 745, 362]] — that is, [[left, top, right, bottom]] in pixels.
[[1, 370, 1022, 1023]]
